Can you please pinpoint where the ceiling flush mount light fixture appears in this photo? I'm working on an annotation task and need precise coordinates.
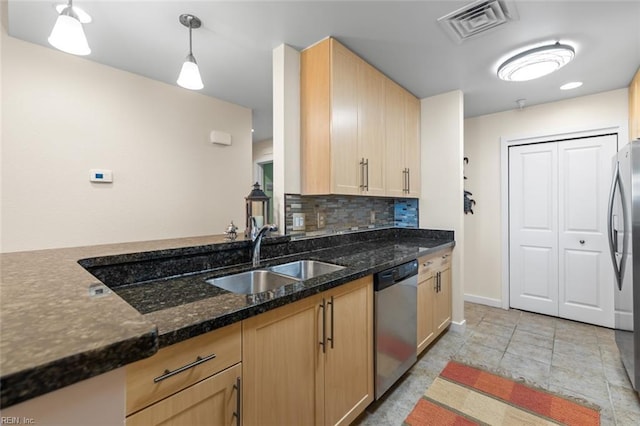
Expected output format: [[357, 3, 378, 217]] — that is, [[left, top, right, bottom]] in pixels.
[[560, 81, 583, 90], [497, 42, 575, 82], [48, 0, 91, 55], [177, 14, 204, 91]]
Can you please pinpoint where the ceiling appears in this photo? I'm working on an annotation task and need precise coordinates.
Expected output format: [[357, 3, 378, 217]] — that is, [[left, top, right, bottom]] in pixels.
[[6, 1, 640, 143]]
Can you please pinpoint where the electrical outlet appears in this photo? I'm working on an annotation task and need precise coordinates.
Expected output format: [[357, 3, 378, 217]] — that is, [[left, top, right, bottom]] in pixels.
[[370, 210, 376, 224], [317, 212, 326, 229], [292, 213, 305, 231]]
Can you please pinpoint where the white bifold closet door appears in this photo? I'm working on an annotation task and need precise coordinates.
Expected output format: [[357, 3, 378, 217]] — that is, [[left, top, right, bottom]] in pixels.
[[509, 134, 617, 327]]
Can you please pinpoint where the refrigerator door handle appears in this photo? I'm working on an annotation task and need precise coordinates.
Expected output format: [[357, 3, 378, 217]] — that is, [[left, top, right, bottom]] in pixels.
[[619, 168, 629, 292], [608, 160, 629, 291]]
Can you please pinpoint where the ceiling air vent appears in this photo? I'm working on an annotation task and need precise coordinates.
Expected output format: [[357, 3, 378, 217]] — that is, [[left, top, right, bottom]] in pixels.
[[437, 0, 519, 44]]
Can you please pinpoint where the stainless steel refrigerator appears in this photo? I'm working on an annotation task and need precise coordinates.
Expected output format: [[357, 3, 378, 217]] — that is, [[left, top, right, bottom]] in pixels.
[[608, 139, 640, 393]]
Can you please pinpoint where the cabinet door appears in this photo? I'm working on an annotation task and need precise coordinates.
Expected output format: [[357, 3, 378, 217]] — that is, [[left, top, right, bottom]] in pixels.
[[404, 93, 421, 197], [417, 274, 435, 354], [435, 266, 452, 334], [384, 80, 407, 197], [242, 294, 323, 426], [331, 40, 361, 195], [126, 364, 241, 426], [324, 276, 374, 426], [358, 60, 386, 196], [301, 38, 332, 195]]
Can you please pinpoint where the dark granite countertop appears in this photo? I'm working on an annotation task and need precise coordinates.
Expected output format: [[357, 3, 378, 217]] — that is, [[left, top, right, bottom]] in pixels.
[[0, 228, 453, 408]]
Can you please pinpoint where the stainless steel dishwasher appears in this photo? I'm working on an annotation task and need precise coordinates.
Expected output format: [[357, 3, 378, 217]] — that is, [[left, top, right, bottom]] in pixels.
[[374, 259, 418, 399]]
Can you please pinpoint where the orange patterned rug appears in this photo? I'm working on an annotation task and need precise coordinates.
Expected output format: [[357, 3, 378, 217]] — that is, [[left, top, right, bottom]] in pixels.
[[404, 361, 600, 426]]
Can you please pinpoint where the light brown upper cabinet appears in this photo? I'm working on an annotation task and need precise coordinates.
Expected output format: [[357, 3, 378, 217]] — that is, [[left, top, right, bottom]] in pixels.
[[301, 37, 420, 197], [385, 80, 421, 197], [356, 60, 386, 196], [630, 67, 640, 141]]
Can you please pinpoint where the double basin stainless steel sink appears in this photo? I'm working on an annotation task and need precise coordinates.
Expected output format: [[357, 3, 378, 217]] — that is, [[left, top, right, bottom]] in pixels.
[[207, 260, 345, 295]]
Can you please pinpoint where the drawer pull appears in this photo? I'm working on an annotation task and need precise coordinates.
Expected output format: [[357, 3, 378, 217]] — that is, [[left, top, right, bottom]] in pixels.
[[319, 299, 327, 353], [153, 353, 217, 383], [328, 296, 335, 349], [422, 261, 433, 267], [232, 377, 241, 426]]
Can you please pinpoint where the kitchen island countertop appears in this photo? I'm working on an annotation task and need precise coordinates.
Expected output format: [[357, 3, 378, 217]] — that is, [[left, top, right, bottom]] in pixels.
[[0, 228, 453, 408]]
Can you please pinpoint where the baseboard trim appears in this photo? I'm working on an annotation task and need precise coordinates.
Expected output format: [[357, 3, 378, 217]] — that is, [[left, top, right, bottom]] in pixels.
[[464, 294, 504, 309], [450, 319, 466, 334]]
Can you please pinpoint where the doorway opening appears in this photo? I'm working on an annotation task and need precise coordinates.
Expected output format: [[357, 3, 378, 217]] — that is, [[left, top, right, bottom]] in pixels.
[[260, 161, 274, 223]]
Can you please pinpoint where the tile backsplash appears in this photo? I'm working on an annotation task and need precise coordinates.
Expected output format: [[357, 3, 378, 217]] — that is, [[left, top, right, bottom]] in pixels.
[[284, 194, 419, 236]]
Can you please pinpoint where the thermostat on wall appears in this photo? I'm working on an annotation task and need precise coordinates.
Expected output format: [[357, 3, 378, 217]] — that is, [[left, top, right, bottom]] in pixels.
[[90, 169, 113, 183]]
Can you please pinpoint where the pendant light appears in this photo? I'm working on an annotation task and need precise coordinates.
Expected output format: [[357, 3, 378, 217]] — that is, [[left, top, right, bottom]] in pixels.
[[48, 0, 91, 56], [177, 14, 204, 90], [497, 42, 575, 82]]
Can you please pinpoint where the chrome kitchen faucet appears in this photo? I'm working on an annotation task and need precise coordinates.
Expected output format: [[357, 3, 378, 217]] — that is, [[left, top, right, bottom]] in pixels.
[[250, 217, 278, 267]]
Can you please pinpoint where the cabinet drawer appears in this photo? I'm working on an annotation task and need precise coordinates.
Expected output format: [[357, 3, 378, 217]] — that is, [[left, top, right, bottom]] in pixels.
[[418, 257, 436, 280], [126, 322, 241, 415], [418, 248, 452, 280], [437, 251, 452, 269], [126, 363, 241, 426]]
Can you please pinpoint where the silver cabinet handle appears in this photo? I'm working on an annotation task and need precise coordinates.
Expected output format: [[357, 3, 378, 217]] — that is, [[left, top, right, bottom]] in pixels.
[[364, 158, 369, 191], [153, 353, 217, 383], [359, 159, 365, 190], [327, 296, 334, 349], [402, 168, 408, 193], [407, 168, 410, 194], [319, 299, 327, 353], [232, 377, 241, 426], [422, 261, 433, 267]]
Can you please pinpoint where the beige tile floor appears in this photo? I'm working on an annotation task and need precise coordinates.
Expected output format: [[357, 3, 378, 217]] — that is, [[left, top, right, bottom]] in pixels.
[[355, 302, 640, 425]]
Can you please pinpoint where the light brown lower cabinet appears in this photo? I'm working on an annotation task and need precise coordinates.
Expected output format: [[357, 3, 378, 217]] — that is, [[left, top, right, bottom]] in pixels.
[[242, 276, 374, 426], [125, 322, 242, 426], [417, 248, 452, 354], [126, 364, 241, 426]]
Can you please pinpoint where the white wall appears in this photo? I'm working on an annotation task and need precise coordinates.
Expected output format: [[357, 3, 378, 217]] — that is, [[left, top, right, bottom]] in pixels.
[[1, 32, 252, 253], [464, 88, 629, 306], [420, 90, 465, 330], [272, 44, 301, 229]]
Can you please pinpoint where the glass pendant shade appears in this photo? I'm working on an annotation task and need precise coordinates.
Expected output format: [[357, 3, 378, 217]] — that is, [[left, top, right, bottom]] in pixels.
[[48, 7, 91, 56], [498, 43, 574, 82], [177, 54, 204, 90]]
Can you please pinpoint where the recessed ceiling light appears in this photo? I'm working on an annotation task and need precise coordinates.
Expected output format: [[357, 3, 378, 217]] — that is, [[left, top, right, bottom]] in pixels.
[[55, 4, 92, 24], [497, 42, 575, 82], [560, 81, 583, 90]]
